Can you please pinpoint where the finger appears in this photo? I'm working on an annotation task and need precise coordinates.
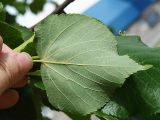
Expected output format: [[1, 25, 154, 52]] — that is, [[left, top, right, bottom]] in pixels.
[[0, 52, 32, 94], [16, 52, 33, 74], [0, 35, 3, 51], [0, 89, 19, 109], [2, 44, 13, 53], [12, 76, 28, 88]]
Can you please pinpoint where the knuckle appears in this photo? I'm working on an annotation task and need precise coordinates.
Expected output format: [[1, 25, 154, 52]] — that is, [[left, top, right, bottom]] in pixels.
[[0, 60, 13, 87], [0, 54, 21, 87]]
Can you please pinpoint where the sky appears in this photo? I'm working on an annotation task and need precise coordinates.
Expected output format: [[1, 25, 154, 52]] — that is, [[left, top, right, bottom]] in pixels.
[[14, 0, 100, 28]]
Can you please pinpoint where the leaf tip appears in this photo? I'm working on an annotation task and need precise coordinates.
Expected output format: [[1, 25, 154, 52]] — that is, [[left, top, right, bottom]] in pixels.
[[143, 64, 153, 70]]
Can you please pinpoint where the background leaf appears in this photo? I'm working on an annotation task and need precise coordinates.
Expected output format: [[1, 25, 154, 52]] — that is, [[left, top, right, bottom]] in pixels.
[[95, 111, 119, 120], [115, 36, 160, 115], [35, 14, 147, 115], [13, 25, 37, 55], [0, 21, 23, 48], [30, 0, 46, 14], [102, 101, 129, 119], [13, 25, 33, 41], [0, 2, 6, 21]]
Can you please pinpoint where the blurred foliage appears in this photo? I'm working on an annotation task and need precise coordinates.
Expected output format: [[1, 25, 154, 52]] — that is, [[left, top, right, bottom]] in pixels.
[[1, 0, 58, 24]]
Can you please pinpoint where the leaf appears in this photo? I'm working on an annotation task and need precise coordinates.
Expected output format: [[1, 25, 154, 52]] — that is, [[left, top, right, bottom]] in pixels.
[[102, 101, 129, 119], [0, 0, 15, 6], [0, 2, 5, 21], [13, 25, 33, 41], [128, 114, 160, 120], [96, 98, 129, 120], [5, 11, 16, 24], [35, 14, 148, 115], [13, 2, 26, 14], [0, 22, 36, 54], [0, 21, 23, 48], [34, 80, 45, 91], [13, 25, 37, 55], [67, 113, 91, 120], [14, 33, 35, 52], [30, 0, 46, 13], [116, 36, 160, 115], [95, 111, 119, 120], [0, 2, 2, 9], [29, 75, 45, 91]]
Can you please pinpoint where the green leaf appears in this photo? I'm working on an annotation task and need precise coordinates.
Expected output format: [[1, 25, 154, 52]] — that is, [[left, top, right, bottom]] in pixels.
[[102, 101, 129, 119], [13, 2, 26, 14], [128, 114, 160, 120], [14, 33, 35, 52], [30, 0, 46, 13], [116, 36, 160, 115], [67, 113, 91, 120], [0, 2, 5, 21], [5, 11, 16, 24], [34, 80, 45, 91], [0, 21, 23, 48], [35, 14, 148, 115], [95, 111, 119, 120], [29, 75, 45, 91], [0, 0, 15, 6], [13, 25, 37, 55], [13, 25, 33, 41], [0, 2, 2, 9]]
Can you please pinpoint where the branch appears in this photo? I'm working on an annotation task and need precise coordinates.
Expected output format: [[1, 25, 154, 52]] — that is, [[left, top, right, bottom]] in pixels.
[[53, 0, 75, 14], [50, 1, 59, 8], [30, 0, 75, 29]]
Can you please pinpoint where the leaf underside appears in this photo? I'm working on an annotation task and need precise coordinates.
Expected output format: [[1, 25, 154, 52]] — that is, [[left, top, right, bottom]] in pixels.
[[35, 14, 146, 115]]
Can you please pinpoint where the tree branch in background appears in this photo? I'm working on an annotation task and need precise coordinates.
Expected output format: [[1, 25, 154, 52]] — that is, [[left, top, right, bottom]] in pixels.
[[31, 0, 75, 29], [50, 1, 59, 8], [53, 0, 75, 14]]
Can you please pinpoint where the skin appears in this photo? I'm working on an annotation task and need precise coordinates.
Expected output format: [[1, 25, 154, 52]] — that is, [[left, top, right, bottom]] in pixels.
[[0, 36, 33, 109]]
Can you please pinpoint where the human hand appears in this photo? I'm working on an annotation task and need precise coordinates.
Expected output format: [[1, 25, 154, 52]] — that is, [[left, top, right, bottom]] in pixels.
[[0, 36, 33, 109]]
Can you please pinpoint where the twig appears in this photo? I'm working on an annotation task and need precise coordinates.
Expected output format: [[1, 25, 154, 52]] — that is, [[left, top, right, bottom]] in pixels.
[[50, 1, 59, 8], [53, 0, 75, 14], [30, 0, 75, 29]]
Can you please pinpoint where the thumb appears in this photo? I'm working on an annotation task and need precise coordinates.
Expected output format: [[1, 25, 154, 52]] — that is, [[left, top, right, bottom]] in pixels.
[[0, 52, 33, 94]]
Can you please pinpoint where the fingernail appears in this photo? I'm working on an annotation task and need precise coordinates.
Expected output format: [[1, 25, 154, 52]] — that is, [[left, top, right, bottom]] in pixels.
[[17, 52, 31, 61], [21, 52, 31, 59]]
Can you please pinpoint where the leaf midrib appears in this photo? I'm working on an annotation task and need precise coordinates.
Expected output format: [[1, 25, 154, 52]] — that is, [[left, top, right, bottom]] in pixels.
[[37, 60, 141, 68]]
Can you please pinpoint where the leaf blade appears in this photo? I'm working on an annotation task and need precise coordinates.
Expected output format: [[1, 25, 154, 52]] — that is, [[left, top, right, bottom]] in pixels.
[[35, 14, 147, 115]]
